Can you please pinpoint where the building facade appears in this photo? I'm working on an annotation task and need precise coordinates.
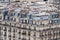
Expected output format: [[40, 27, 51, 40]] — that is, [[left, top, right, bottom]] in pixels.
[[0, 0, 60, 40]]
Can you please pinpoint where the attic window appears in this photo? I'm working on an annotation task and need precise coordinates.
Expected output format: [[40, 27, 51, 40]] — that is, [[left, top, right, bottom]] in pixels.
[[44, 0, 48, 1]]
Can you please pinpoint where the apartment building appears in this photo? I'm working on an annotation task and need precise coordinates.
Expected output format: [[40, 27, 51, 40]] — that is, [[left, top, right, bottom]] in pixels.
[[0, 1, 60, 40]]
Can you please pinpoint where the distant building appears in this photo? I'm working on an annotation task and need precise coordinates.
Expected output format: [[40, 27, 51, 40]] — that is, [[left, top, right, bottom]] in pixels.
[[0, 0, 60, 3], [48, 0, 60, 3]]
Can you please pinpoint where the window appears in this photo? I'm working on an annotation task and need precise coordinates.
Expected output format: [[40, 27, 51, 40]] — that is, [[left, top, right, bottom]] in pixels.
[[5, 16, 9, 20], [51, 19, 60, 24], [22, 38, 26, 40], [14, 18, 16, 22], [51, 14, 59, 18], [48, 32, 51, 35], [28, 20, 33, 24], [10, 13, 13, 16], [13, 39, 15, 40], [23, 25, 26, 29], [9, 35, 11, 37], [40, 32, 44, 37], [0, 27, 3, 30], [8, 28, 11, 32], [34, 32, 36, 37], [4, 27, 7, 31], [28, 31, 30, 36], [9, 38, 11, 40], [22, 31, 26, 35], [24, 20, 28, 24], [4, 11, 8, 16], [0, 12, 1, 14], [18, 30, 21, 34], [18, 13, 20, 16], [41, 38, 43, 40], [31, 2, 34, 3], [18, 37, 21, 39], [28, 38, 30, 40], [20, 19, 24, 23], [29, 26, 31, 30], [34, 34, 36, 37], [44, 0, 48, 1], [0, 16, 2, 19], [13, 29, 15, 32], [13, 33, 15, 38], [13, 35, 15, 38], [29, 14, 32, 19], [15, 0, 20, 2], [21, 14, 27, 18], [10, 17, 13, 21], [4, 32, 7, 36], [19, 32, 21, 34]]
